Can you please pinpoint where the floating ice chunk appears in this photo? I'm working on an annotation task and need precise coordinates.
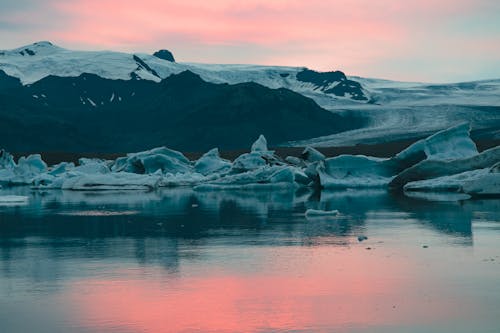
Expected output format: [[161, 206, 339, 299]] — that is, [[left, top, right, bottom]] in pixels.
[[74, 158, 110, 174], [403, 166, 500, 197], [0, 195, 28, 203], [17, 154, 47, 174], [395, 123, 478, 163], [318, 155, 395, 188], [48, 162, 75, 176], [251, 134, 268, 152], [391, 146, 500, 189], [0, 149, 16, 169], [61, 172, 162, 190], [0, 153, 47, 186], [285, 156, 304, 167], [301, 146, 325, 162], [194, 148, 231, 175], [404, 191, 471, 202], [305, 209, 340, 217], [195, 166, 299, 190], [404, 168, 489, 193], [0, 195, 28, 206], [159, 172, 209, 187], [111, 147, 191, 174], [461, 167, 500, 197], [232, 152, 267, 171]]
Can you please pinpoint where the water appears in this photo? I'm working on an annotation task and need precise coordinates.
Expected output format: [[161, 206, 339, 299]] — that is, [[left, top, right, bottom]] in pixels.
[[0, 188, 499, 333]]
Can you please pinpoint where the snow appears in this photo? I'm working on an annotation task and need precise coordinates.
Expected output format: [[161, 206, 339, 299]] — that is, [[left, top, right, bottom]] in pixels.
[[87, 98, 96, 107]]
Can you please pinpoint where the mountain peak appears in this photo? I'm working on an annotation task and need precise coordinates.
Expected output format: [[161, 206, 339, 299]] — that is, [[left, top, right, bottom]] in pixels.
[[4, 41, 62, 57], [153, 49, 175, 62]]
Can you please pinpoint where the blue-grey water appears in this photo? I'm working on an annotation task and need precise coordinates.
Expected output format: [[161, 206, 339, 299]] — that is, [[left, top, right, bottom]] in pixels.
[[0, 187, 499, 333]]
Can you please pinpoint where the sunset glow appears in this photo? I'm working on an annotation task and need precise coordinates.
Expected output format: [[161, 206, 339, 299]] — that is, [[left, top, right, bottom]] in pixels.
[[1, 0, 499, 81]]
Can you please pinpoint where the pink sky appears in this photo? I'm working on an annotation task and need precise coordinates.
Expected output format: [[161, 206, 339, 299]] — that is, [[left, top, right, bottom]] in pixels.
[[1, 0, 499, 82]]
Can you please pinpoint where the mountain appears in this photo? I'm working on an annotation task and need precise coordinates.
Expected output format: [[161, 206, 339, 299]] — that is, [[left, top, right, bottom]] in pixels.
[[0, 69, 365, 152], [0, 41, 499, 151]]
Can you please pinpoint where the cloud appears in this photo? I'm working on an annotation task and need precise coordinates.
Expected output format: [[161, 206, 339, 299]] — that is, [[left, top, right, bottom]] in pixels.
[[1, 0, 499, 82]]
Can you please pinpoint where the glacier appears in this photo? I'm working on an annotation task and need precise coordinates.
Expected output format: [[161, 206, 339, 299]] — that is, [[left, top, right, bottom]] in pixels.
[[0, 124, 499, 200]]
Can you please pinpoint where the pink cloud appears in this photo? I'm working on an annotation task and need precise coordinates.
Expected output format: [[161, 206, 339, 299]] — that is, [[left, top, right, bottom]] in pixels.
[[3, 0, 499, 81]]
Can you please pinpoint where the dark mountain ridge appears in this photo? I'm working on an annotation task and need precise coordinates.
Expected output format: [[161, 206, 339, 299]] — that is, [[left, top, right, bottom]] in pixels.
[[0, 70, 366, 152]]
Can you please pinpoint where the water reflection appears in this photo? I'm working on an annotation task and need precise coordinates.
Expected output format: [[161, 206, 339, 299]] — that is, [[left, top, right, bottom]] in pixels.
[[0, 188, 499, 332]]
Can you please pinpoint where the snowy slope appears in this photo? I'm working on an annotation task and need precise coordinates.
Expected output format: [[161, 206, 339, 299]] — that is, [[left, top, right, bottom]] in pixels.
[[0, 41, 367, 102]]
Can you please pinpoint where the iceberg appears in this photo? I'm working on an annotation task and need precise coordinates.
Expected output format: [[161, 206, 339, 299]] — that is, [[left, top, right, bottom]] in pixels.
[[404, 163, 500, 197], [60, 172, 162, 190], [318, 155, 396, 188], [111, 147, 191, 174], [194, 148, 232, 175], [0, 125, 497, 201], [391, 146, 500, 189], [394, 123, 478, 164], [0, 153, 47, 186], [195, 165, 299, 190]]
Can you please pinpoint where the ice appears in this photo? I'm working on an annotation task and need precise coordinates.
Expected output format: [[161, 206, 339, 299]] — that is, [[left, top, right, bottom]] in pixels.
[[301, 147, 325, 163], [195, 166, 298, 190], [404, 165, 500, 197], [0, 153, 47, 186], [111, 147, 191, 174], [60, 172, 162, 190], [0, 126, 497, 199], [232, 135, 284, 172], [0, 150, 16, 169], [0, 195, 29, 206], [318, 155, 395, 188], [395, 123, 478, 163], [404, 168, 489, 192], [0, 195, 28, 203], [194, 148, 231, 175], [305, 209, 340, 217], [391, 146, 500, 189], [251, 134, 268, 152]]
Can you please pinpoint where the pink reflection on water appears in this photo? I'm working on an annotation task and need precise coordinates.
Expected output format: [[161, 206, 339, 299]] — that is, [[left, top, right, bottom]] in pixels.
[[65, 246, 469, 332]]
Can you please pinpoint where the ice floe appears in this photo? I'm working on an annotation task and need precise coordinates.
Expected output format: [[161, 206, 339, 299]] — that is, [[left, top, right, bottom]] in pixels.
[[0, 124, 498, 200]]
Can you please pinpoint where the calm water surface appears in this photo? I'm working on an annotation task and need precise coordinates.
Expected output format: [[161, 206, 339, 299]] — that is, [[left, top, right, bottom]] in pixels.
[[0, 188, 499, 333]]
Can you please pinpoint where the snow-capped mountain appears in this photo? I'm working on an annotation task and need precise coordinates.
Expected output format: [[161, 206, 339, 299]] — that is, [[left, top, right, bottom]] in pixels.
[[0, 41, 367, 101], [0, 41, 499, 151]]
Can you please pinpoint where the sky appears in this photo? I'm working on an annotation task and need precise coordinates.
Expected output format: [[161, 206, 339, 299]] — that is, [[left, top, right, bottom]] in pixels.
[[1, 0, 499, 82]]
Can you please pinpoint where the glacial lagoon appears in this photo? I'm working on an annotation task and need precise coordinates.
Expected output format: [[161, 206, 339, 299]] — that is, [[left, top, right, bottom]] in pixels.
[[0, 188, 499, 333]]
